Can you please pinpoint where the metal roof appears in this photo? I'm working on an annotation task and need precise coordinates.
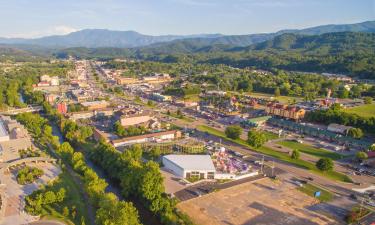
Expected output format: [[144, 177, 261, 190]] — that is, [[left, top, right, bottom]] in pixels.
[[163, 154, 216, 171]]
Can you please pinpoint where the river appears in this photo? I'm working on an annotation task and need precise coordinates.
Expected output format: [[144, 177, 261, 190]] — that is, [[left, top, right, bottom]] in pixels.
[[51, 124, 161, 225]]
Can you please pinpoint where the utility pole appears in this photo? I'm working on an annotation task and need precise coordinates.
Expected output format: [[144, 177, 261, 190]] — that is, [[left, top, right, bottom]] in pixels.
[[260, 155, 265, 174]]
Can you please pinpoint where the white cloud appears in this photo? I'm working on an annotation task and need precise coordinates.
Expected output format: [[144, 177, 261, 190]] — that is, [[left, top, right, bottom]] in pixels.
[[6, 25, 78, 38], [52, 25, 78, 35]]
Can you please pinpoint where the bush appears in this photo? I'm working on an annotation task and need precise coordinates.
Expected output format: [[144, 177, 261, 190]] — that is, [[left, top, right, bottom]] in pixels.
[[291, 149, 300, 160], [364, 97, 373, 104], [225, 125, 242, 139], [247, 129, 267, 148], [316, 158, 334, 172], [17, 166, 44, 185]]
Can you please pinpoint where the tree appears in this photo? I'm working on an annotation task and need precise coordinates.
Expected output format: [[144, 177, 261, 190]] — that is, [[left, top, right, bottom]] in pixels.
[[364, 97, 373, 104], [56, 188, 66, 202], [247, 129, 267, 148], [225, 125, 242, 139], [62, 206, 69, 217], [274, 87, 281, 97], [96, 193, 140, 225], [356, 151, 368, 161], [316, 158, 334, 172], [291, 149, 300, 160], [348, 128, 364, 139]]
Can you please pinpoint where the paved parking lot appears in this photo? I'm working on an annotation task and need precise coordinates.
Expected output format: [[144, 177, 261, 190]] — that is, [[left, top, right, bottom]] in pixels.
[[0, 162, 61, 225], [178, 178, 337, 225], [160, 168, 187, 194]]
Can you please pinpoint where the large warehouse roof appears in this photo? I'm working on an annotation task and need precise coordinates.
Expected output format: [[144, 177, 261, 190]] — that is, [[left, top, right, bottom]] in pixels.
[[163, 154, 215, 171]]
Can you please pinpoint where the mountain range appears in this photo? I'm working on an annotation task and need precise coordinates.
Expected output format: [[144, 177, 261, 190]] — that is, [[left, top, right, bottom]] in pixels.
[[0, 20, 374, 48]]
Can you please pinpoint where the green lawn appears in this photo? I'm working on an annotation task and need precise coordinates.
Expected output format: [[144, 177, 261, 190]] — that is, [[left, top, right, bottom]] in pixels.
[[36, 170, 89, 225], [263, 131, 279, 141], [197, 125, 352, 183], [164, 112, 195, 122], [343, 104, 375, 118], [297, 183, 334, 202], [277, 140, 344, 161], [241, 92, 303, 104]]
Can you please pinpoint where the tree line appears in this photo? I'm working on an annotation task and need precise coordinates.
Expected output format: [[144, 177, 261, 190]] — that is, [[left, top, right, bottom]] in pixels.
[[42, 102, 193, 225], [16, 108, 141, 225]]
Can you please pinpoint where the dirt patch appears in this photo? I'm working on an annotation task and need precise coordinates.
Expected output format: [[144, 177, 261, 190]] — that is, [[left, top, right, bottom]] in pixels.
[[177, 178, 336, 225]]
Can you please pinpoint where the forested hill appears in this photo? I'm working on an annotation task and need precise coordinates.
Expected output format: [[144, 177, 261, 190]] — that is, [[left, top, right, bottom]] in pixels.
[[247, 32, 375, 54], [201, 32, 375, 79]]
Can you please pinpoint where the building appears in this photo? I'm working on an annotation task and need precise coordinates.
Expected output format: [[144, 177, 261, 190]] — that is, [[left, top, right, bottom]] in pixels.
[[111, 130, 182, 147], [327, 123, 353, 135], [150, 93, 172, 102], [120, 111, 153, 127], [0, 118, 10, 142], [242, 116, 272, 127], [142, 73, 171, 84], [40, 75, 51, 82], [57, 103, 68, 114], [265, 103, 305, 120], [116, 77, 138, 85], [0, 116, 32, 158], [44, 93, 59, 104], [80, 100, 109, 111], [162, 154, 215, 179], [68, 111, 94, 121], [50, 76, 59, 86]]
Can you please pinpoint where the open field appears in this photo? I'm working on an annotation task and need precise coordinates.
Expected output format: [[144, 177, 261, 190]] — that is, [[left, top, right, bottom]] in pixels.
[[277, 140, 344, 161], [197, 125, 352, 183], [297, 183, 334, 202], [36, 170, 88, 225], [243, 92, 303, 104], [178, 178, 335, 225], [343, 104, 375, 118]]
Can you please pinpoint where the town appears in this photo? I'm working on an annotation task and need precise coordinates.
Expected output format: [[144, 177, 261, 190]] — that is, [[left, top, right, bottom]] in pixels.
[[0, 55, 374, 225], [0, 1, 375, 224]]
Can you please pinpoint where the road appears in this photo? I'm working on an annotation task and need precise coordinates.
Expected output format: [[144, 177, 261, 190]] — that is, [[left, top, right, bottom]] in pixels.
[[167, 116, 370, 197]]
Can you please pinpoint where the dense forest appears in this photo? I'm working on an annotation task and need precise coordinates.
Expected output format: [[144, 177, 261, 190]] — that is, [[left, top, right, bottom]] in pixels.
[[52, 32, 375, 79]]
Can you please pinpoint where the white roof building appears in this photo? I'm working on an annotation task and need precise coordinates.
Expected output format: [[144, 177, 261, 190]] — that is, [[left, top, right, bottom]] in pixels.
[[162, 154, 216, 179]]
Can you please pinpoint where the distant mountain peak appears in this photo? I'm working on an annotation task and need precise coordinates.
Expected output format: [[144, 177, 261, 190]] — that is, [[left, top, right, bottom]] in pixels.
[[0, 20, 373, 48]]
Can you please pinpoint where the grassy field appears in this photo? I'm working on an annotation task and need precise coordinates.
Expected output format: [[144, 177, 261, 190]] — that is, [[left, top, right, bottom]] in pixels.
[[197, 125, 352, 183], [263, 131, 279, 141], [297, 183, 334, 202], [164, 112, 195, 122], [37, 170, 89, 225], [182, 94, 200, 102], [241, 92, 303, 104], [343, 104, 375, 118], [277, 140, 344, 161]]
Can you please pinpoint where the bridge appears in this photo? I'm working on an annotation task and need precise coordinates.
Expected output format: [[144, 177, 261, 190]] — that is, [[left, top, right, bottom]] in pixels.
[[0, 105, 43, 115], [0, 157, 57, 174]]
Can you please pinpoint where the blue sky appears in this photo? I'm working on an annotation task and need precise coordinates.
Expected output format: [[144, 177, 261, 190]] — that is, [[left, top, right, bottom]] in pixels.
[[0, 0, 374, 38]]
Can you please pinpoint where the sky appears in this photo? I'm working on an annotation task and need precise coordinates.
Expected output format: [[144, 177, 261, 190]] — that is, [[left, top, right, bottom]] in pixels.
[[0, 0, 374, 38]]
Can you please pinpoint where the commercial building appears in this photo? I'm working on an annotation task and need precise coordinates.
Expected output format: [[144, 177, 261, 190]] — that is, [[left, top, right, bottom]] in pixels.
[[80, 100, 109, 110], [111, 130, 182, 147], [0, 119, 10, 142], [0, 116, 32, 157], [150, 93, 172, 102], [116, 77, 138, 85], [265, 103, 305, 120], [327, 123, 353, 135], [242, 116, 272, 127], [119, 111, 153, 127], [162, 154, 216, 179], [142, 73, 171, 83]]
